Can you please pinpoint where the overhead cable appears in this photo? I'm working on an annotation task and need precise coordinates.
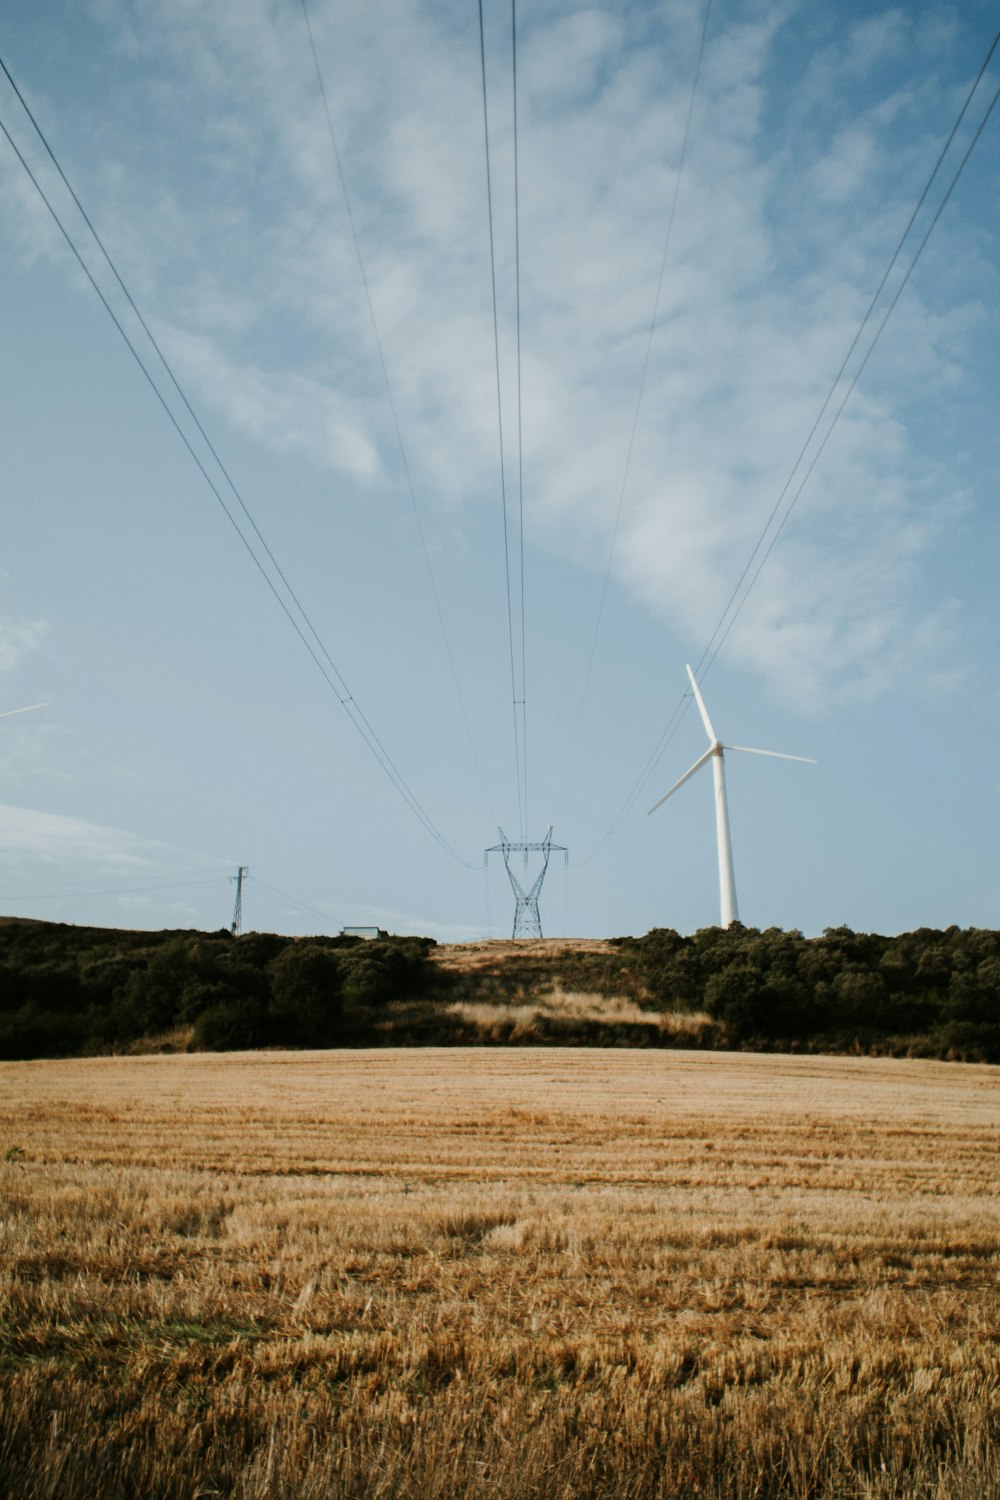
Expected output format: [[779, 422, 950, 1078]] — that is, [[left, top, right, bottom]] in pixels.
[[0, 57, 474, 868], [580, 31, 1000, 863], [701, 76, 1000, 678], [557, 0, 714, 820], [298, 0, 495, 823], [511, 0, 527, 838], [477, 0, 526, 839], [250, 875, 340, 926], [694, 26, 1000, 685]]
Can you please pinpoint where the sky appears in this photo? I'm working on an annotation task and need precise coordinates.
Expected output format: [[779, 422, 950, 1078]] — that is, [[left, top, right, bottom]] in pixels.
[[0, 0, 998, 942]]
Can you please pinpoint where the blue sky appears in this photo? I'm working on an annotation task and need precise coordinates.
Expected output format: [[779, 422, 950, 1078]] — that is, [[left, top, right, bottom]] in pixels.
[[0, 0, 998, 940]]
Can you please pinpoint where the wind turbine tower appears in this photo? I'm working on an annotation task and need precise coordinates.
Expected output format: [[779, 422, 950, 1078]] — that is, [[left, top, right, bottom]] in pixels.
[[648, 666, 814, 927]]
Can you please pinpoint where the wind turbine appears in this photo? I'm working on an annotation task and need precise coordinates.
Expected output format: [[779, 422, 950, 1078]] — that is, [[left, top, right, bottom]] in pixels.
[[648, 666, 814, 928]]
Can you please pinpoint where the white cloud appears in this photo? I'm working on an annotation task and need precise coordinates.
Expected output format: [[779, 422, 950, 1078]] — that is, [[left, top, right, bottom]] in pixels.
[[0, 613, 47, 675], [0, 803, 223, 869], [844, 11, 908, 77], [10, 0, 990, 706], [156, 325, 383, 483]]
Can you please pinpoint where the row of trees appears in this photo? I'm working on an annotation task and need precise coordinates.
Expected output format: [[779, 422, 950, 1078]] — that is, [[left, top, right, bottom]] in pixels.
[[0, 922, 434, 1059], [1, 918, 997, 1061], [615, 924, 1000, 1058]]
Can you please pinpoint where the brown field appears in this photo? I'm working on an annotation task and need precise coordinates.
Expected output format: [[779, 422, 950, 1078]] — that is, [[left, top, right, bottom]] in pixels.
[[1, 1048, 998, 1499]]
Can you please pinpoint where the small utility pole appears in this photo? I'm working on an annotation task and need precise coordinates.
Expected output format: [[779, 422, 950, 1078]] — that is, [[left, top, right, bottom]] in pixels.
[[230, 866, 248, 936]]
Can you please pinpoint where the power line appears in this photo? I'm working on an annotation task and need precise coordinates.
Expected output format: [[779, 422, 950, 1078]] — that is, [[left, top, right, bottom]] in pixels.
[[250, 875, 339, 926], [1, 868, 351, 933], [702, 74, 1000, 678], [694, 25, 1000, 686], [0, 55, 346, 713], [512, 0, 527, 839], [557, 0, 713, 820], [0, 58, 474, 868], [580, 32, 1000, 863], [483, 858, 493, 939], [577, 692, 693, 865], [477, 0, 525, 840], [298, 0, 494, 824]]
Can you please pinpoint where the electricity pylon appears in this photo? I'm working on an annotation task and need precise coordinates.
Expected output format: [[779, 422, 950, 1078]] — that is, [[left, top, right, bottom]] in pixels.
[[485, 827, 567, 939], [230, 866, 248, 936]]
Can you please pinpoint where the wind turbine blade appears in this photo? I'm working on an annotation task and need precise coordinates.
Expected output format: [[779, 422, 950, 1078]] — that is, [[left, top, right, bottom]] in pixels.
[[725, 743, 816, 763], [685, 664, 717, 743], [647, 747, 714, 815], [0, 702, 48, 720]]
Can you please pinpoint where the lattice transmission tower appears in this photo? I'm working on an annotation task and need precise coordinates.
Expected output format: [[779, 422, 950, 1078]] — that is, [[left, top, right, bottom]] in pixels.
[[485, 827, 567, 939], [230, 866, 248, 936]]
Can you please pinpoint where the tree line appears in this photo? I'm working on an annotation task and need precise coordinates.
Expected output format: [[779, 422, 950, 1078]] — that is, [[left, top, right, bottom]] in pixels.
[[0, 921, 434, 1059], [0, 917, 997, 1062], [614, 923, 1000, 1060]]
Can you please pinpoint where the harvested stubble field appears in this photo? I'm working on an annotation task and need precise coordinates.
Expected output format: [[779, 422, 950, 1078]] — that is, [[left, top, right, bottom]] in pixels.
[[1, 1049, 998, 1499]]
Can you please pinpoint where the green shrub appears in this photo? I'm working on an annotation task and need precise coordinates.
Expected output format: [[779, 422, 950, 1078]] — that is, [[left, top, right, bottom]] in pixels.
[[266, 944, 344, 1045], [193, 996, 267, 1051], [340, 938, 434, 1008]]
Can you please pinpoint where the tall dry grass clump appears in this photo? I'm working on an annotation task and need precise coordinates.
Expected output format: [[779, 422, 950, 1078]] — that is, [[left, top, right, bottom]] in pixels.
[[1, 1048, 998, 1498]]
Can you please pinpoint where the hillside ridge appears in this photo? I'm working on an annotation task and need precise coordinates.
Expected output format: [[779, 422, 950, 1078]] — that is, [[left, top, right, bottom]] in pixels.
[[0, 917, 997, 1063]]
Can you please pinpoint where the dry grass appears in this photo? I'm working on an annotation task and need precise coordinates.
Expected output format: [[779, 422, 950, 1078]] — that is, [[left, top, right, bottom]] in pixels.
[[432, 939, 616, 975], [447, 986, 714, 1043], [1, 1048, 998, 1499]]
